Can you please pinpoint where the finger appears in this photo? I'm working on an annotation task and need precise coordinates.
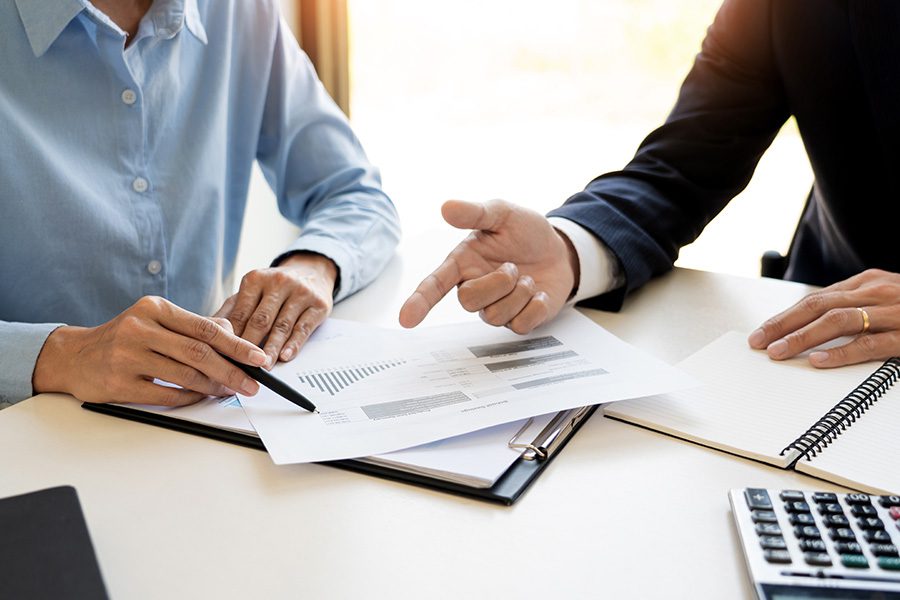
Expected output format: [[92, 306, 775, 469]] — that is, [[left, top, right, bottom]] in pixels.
[[506, 292, 551, 335], [226, 276, 264, 336], [279, 306, 329, 362], [478, 275, 536, 327], [748, 291, 861, 349], [210, 317, 235, 335], [141, 353, 234, 397], [441, 199, 511, 232], [156, 302, 267, 367], [212, 294, 237, 319], [399, 256, 463, 328], [764, 307, 871, 360], [127, 381, 206, 408], [147, 325, 261, 396], [242, 290, 288, 347], [261, 298, 307, 366], [457, 263, 518, 312], [808, 331, 900, 368]]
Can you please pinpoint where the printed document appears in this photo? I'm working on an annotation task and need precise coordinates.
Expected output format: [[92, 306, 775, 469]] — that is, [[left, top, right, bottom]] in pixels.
[[240, 310, 695, 464]]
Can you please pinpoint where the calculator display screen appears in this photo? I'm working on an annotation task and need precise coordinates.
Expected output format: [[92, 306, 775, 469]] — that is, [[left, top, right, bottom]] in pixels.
[[762, 584, 900, 600]]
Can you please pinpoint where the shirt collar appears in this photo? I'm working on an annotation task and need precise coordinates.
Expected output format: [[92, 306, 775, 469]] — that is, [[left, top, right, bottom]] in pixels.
[[15, 0, 207, 57], [15, 0, 85, 57]]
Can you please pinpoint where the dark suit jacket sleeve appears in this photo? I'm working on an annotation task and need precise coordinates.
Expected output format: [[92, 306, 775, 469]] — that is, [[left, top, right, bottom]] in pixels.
[[548, 0, 790, 311]]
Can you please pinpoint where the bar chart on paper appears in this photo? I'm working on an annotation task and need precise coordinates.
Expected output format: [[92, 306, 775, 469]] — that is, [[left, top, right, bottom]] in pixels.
[[295, 360, 408, 396]]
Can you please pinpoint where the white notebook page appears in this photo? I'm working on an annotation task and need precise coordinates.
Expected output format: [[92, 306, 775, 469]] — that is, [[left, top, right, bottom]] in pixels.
[[795, 382, 900, 495], [605, 332, 879, 467]]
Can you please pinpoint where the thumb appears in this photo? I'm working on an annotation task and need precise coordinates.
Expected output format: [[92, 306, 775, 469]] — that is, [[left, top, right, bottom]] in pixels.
[[441, 199, 510, 232]]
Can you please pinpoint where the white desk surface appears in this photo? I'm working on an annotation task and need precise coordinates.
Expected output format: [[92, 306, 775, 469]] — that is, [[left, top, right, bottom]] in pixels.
[[0, 232, 846, 599]]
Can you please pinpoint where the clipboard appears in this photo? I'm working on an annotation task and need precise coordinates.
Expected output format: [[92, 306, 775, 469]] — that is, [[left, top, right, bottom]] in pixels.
[[81, 402, 598, 505]]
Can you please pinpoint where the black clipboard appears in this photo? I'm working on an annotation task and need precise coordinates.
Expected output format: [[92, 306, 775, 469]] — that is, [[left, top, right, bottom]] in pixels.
[[81, 402, 597, 505]]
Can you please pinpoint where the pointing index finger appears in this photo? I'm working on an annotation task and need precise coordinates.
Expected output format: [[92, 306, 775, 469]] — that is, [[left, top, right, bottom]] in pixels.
[[399, 256, 462, 328]]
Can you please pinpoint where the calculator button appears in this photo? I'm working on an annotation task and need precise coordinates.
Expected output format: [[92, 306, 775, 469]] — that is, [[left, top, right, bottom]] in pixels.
[[785, 501, 812, 513], [812, 492, 838, 503], [890, 507, 900, 521], [865, 530, 892, 544], [763, 549, 792, 564], [830, 528, 857, 542], [857, 517, 885, 530], [780, 490, 805, 502], [819, 503, 844, 515], [799, 539, 827, 552], [822, 515, 850, 528], [794, 526, 822, 539], [803, 552, 833, 566], [878, 557, 900, 571], [835, 542, 863, 555], [846, 493, 872, 505], [756, 523, 782, 536], [789, 513, 816, 526], [760, 536, 788, 550], [851, 505, 878, 517], [751, 511, 778, 524], [870, 544, 899, 557], [880, 495, 900, 508], [841, 554, 870, 569], [745, 488, 773, 510]]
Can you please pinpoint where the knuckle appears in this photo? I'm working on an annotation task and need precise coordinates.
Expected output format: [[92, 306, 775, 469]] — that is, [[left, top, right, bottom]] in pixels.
[[241, 271, 261, 286], [800, 293, 827, 314], [517, 276, 535, 293], [823, 309, 848, 328], [272, 318, 293, 336], [760, 315, 786, 338], [857, 333, 878, 354], [249, 310, 272, 330], [293, 321, 312, 338], [184, 339, 212, 363], [229, 309, 250, 326], [479, 307, 506, 327], [178, 365, 203, 389], [193, 317, 219, 342], [135, 295, 164, 314], [830, 345, 849, 361]]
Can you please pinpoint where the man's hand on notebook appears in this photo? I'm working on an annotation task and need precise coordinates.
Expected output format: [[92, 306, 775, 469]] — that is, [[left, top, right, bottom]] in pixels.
[[748, 268, 900, 367], [398, 199, 578, 333]]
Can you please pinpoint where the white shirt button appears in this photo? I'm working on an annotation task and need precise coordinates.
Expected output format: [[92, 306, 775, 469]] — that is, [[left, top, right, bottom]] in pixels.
[[147, 260, 162, 275], [121, 89, 137, 105], [132, 177, 149, 193]]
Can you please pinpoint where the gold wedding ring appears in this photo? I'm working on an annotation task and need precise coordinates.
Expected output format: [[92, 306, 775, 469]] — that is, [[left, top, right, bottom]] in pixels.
[[857, 307, 871, 334]]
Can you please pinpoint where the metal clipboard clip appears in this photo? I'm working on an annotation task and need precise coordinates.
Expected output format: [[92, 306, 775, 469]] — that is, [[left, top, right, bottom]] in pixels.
[[507, 406, 594, 461]]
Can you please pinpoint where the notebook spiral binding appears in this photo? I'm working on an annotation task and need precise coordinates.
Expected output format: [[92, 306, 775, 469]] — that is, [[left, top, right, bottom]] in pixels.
[[780, 357, 900, 461]]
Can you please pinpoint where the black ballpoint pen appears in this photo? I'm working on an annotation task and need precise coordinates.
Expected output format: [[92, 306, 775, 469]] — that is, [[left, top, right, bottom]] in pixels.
[[223, 355, 318, 413]]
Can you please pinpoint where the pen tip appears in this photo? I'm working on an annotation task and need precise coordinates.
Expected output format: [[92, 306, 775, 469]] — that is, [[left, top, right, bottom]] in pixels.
[[314, 409, 320, 414]]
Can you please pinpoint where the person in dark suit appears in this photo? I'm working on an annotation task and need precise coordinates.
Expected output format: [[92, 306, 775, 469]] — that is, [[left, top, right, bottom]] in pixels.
[[399, 0, 900, 368]]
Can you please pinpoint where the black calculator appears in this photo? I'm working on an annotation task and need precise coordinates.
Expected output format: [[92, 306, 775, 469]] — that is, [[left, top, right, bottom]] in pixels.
[[729, 488, 900, 599]]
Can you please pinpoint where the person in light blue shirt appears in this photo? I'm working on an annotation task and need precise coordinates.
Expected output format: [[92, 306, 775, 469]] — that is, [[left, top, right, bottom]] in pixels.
[[0, 0, 401, 407]]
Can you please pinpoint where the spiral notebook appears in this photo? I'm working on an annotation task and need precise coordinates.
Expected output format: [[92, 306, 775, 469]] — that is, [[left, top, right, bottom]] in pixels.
[[604, 332, 899, 495]]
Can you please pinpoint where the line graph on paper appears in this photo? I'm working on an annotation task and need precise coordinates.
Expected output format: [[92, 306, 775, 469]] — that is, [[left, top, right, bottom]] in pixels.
[[295, 359, 407, 397]]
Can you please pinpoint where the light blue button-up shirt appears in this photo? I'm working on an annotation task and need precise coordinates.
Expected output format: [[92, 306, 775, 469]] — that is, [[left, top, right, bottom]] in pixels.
[[0, 0, 401, 404]]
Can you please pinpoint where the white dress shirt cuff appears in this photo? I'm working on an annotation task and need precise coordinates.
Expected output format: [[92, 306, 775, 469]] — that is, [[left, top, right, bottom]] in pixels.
[[548, 217, 624, 304]]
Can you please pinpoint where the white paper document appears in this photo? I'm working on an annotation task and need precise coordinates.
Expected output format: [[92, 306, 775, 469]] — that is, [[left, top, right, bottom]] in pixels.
[[240, 310, 695, 464]]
